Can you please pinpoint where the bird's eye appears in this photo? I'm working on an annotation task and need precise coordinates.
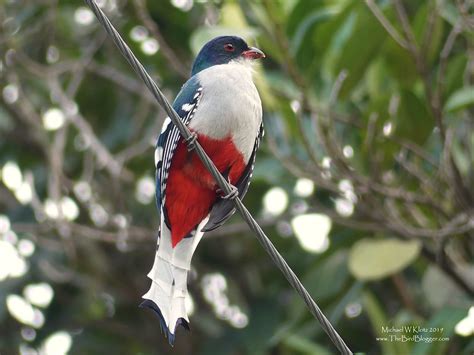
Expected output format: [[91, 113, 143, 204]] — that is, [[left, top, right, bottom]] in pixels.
[[224, 43, 235, 52]]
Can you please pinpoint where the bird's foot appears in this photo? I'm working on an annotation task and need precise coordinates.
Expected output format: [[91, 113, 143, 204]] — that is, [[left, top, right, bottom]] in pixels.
[[185, 132, 198, 152], [217, 184, 238, 200]]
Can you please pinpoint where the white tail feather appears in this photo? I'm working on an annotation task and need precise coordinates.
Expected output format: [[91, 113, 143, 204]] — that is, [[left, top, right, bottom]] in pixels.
[[141, 214, 208, 343]]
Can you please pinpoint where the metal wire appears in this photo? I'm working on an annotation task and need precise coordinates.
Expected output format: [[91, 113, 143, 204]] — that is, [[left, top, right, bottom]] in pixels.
[[83, 1, 352, 353]]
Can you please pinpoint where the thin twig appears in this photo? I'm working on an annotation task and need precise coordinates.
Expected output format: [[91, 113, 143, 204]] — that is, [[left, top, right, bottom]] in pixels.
[[365, 0, 409, 49], [420, 0, 437, 56], [393, 0, 420, 59]]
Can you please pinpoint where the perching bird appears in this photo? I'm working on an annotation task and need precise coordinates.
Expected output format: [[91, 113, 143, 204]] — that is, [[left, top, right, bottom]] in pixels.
[[140, 36, 265, 344]]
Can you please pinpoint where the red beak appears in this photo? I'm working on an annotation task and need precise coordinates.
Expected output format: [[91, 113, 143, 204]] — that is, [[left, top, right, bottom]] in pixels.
[[242, 47, 265, 60]]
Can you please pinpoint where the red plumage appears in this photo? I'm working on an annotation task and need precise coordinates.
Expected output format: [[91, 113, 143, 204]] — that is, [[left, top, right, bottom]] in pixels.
[[165, 132, 246, 247]]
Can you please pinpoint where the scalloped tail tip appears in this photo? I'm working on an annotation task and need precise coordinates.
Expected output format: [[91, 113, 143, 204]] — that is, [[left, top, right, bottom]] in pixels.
[[139, 299, 190, 346]]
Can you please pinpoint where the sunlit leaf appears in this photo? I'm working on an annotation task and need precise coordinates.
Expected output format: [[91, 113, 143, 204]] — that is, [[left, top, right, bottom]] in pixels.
[[348, 238, 421, 280], [445, 86, 474, 112], [438, 0, 461, 26], [220, 2, 248, 29]]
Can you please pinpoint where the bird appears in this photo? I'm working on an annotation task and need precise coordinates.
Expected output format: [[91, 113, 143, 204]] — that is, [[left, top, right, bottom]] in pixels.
[[140, 35, 265, 345]]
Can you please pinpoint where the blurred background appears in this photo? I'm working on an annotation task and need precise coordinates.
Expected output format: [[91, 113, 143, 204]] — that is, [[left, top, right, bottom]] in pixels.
[[1, 0, 473, 354]]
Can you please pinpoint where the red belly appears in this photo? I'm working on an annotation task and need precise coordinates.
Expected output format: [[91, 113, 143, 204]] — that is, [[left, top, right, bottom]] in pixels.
[[165, 133, 246, 247]]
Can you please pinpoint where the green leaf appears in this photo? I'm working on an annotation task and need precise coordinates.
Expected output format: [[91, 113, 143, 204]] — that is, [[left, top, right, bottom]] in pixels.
[[329, 281, 363, 324], [241, 298, 281, 353], [334, 3, 387, 97], [452, 137, 472, 175], [413, 2, 445, 64], [411, 307, 467, 355], [383, 41, 418, 87], [438, 0, 461, 26], [361, 95, 397, 170], [319, 4, 356, 77], [444, 86, 474, 112], [291, 9, 334, 72], [363, 291, 407, 355], [288, 1, 352, 77], [220, 2, 248, 29], [366, 59, 394, 99], [303, 250, 349, 301], [421, 266, 469, 310], [348, 238, 421, 280], [282, 334, 332, 355], [286, 0, 327, 37], [394, 90, 434, 144], [443, 54, 468, 100], [252, 156, 286, 185]]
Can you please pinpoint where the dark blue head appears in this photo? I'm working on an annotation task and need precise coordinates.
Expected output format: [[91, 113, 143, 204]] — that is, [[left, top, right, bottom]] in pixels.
[[191, 36, 265, 76]]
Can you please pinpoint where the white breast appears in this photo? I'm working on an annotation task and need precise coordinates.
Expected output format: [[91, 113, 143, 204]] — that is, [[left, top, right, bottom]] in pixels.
[[189, 61, 262, 162]]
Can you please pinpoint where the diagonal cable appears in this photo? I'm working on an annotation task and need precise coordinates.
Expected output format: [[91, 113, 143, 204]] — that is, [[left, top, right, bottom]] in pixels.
[[83, 1, 352, 353]]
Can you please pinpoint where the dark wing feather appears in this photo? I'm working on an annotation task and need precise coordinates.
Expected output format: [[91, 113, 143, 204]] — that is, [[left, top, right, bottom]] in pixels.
[[202, 123, 264, 232], [155, 76, 202, 213]]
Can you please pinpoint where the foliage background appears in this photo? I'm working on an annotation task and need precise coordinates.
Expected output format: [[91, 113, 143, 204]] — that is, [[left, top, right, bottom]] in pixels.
[[0, 0, 473, 354]]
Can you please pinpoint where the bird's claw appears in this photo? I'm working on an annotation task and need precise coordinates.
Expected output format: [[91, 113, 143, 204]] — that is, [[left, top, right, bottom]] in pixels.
[[217, 184, 238, 200], [185, 132, 198, 152]]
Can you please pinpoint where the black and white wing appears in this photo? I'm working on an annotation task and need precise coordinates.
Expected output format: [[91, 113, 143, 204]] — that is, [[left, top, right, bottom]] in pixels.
[[155, 76, 202, 212]]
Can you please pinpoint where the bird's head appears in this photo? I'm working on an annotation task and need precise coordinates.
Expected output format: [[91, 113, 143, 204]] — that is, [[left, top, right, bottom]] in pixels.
[[191, 35, 265, 76]]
